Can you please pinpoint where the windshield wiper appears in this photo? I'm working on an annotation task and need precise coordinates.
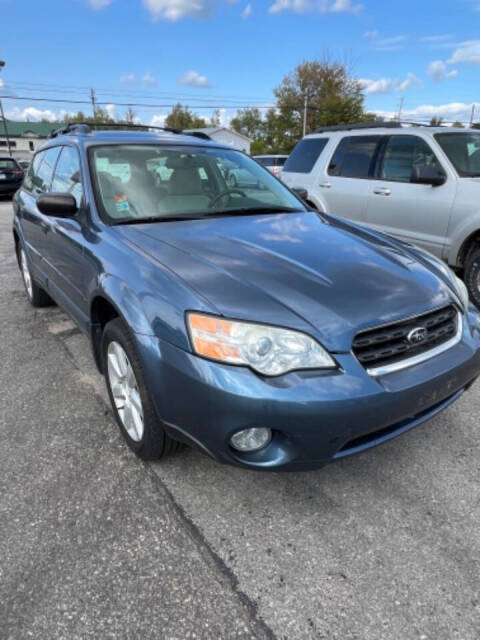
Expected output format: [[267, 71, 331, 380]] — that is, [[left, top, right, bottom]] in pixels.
[[112, 207, 304, 225], [201, 206, 304, 217], [113, 214, 204, 225]]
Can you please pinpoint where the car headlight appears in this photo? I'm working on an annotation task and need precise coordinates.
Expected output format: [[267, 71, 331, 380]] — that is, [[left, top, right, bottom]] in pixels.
[[453, 274, 469, 311], [187, 313, 336, 376]]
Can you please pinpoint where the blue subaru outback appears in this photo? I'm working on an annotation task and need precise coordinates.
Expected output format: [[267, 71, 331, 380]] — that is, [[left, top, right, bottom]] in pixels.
[[12, 123, 480, 470]]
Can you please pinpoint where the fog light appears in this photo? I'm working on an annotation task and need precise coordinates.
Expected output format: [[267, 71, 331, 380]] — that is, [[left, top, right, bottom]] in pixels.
[[229, 427, 272, 452]]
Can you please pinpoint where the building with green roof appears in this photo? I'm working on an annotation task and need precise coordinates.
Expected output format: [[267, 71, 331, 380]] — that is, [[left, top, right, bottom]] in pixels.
[[0, 119, 62, 160]]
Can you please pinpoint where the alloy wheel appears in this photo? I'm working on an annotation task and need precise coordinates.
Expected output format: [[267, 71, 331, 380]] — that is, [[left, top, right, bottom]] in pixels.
[[107, 341, 144, 442]]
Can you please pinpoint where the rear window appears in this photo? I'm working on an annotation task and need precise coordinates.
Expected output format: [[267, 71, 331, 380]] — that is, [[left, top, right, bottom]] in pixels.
[[256, 156, 275, 167], [0, 158, 18, 170], [283, 138, 328, 174], [328, 136, 381, 179]]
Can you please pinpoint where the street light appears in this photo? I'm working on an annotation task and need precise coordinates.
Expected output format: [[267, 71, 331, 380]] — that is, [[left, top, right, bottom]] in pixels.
[[0, 60, 12, 156]]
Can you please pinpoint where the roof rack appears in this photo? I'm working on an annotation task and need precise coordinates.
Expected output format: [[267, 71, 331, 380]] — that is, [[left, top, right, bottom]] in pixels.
[[49, 122, 211, 140], [314, 121, 401, 133]]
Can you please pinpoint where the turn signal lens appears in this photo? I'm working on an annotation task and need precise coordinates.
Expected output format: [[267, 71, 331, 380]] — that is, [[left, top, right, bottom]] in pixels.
[[187, 312, 336, 376]]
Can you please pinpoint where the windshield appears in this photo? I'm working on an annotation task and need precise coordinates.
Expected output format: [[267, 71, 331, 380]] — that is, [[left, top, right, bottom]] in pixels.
[[435, 132, 480, 177], [91, 144, 305, 223]]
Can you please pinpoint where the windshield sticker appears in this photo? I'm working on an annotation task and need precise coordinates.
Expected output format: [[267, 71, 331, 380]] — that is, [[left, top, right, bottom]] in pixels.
[[114, 194, 130, 214]]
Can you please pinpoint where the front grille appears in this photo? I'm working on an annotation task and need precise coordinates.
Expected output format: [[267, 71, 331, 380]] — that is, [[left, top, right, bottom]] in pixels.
[[352, 305, 458, 370]]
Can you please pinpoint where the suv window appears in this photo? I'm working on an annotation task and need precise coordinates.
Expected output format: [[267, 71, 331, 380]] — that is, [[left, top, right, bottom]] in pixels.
[[51, 146, 84, 206], [23, 152, 44, 192], [283, 138, 328, 174], [380, 135, 442, 182], [328, 136, 381, 179], [31, 147, 61, 194], [435, 132, 480, 177]]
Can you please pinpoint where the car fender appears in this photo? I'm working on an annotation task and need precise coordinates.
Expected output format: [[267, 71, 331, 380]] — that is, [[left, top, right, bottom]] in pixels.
[[447, 212, 480, 266]]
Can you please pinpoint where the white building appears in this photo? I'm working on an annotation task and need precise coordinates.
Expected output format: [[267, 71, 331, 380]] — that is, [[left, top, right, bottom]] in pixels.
[[185, 127, 251, 153], [0, 120, 62, 161]]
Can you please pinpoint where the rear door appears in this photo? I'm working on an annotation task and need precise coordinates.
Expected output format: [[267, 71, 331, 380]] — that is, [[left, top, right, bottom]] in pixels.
[[365, 134, 455, 257], [320, 135, 382, 222]]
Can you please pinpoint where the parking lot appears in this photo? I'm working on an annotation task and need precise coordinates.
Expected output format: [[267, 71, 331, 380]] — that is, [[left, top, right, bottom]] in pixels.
[[1, 197, 479, 639]]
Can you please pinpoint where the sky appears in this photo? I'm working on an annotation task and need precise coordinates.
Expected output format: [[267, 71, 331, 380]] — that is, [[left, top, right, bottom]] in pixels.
[[1, 0, 480, 127]]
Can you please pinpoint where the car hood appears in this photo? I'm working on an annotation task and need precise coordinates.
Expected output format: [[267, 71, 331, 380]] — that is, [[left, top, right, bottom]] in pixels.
[[117, 212, 457, 352]]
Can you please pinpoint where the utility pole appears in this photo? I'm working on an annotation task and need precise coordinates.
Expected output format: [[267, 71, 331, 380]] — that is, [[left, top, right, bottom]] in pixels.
[[90, 88, 97, 118], [0, 60, 12, 156], [303, 94, 308, 137], [470, 104, 475, 127], [397, 96, 404, 122]]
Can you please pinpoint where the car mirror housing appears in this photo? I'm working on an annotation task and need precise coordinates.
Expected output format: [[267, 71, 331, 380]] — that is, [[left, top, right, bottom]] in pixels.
[[411, 165, 446, 187], [37, 193, 78, 218], [292, 186, 309, 201]]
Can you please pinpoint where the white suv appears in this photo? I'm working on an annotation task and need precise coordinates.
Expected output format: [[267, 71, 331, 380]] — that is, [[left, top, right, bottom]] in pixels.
[[281, 123, 480, 305]]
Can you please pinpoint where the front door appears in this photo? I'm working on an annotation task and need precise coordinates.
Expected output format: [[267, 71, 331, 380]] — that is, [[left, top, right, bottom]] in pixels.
[[365, 134, 455, 258]]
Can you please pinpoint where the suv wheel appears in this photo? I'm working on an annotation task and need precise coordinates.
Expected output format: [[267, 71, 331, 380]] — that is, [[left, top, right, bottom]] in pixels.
[[102, 318, 180, 460], [19, 247, 54, 307], [464, 247, 480, 308]]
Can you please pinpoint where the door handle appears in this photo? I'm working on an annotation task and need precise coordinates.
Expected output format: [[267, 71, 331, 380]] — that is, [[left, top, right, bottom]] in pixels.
[[373, 187, 392, 196], [319, 181, 331, 189]]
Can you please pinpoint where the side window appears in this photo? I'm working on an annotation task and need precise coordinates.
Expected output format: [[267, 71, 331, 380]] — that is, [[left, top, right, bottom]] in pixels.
[[34, 147, 61, 194], [283, 138, 328, 174], [380, 135, 442, 183], [23, 152, 44, 191], [328, 136, 381, 179], [51, 146, 84, 206]]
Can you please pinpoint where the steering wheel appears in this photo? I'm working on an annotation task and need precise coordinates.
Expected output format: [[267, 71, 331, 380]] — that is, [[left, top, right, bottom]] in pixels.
[[208, 188, 247, 209]]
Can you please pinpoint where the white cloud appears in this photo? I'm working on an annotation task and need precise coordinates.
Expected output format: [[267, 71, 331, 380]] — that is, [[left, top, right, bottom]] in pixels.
[[269, 0, 362, 15], [87, 0, 112, 8], [364, 30, 378, 39], [428, 60, 458, 81], [0, 79, 3, 89], [420, 34, 453, 43], [143, 0, 213, 21], [6, 106, 62, 122], [241, 2, 252, 18], [375, 102, 475, 123], [330, 0, 363, 14], [397, 72, 422, 91], [105, 104, 116, 119], [448, 40, 480, 65], [359, 77, 393, 94], [372, 35, 407, 51], [141, 72, 157, 86], [120, 73, 136, 83], [179, 69, 211, 87], [150, 114, 167, 127]]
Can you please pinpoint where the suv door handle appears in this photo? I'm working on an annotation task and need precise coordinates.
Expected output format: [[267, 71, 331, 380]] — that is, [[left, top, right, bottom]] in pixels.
[[319, 181, 331, 188], [373, 187, 391, 196]]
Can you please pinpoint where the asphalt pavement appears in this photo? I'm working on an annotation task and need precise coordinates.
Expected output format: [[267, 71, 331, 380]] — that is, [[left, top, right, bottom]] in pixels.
[[0, 199, 479, 640]]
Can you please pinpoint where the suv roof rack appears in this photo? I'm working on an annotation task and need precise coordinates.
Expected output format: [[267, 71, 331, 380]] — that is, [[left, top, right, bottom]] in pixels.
[[313, 121, 401, 133], [49, 122, 211, 140]]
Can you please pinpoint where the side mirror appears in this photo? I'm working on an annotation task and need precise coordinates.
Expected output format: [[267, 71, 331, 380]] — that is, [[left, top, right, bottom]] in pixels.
[[411, 165, 446, 187], [292, 186, 309, 201], [37, 193, 78, 218]]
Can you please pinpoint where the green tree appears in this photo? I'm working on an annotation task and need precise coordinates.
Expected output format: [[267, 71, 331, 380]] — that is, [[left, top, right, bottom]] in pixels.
[[209, 109, 222, 127], [63, 108, 116, 124], [165, 103, 207, 130], [230, 108, 269, 153], [430, 116, 444, 126], [452, 120, 464, 128], [273, 58, 368, 151]]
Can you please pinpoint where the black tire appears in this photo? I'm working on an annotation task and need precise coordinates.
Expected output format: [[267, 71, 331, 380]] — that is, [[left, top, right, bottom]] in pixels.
[[464, 247, 480, 308], [102, 317, 180, 460], [18, 246, 54, 307]]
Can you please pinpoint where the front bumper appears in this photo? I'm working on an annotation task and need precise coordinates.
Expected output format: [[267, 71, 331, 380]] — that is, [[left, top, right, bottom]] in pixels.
[[136, 306, 480, 471]]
